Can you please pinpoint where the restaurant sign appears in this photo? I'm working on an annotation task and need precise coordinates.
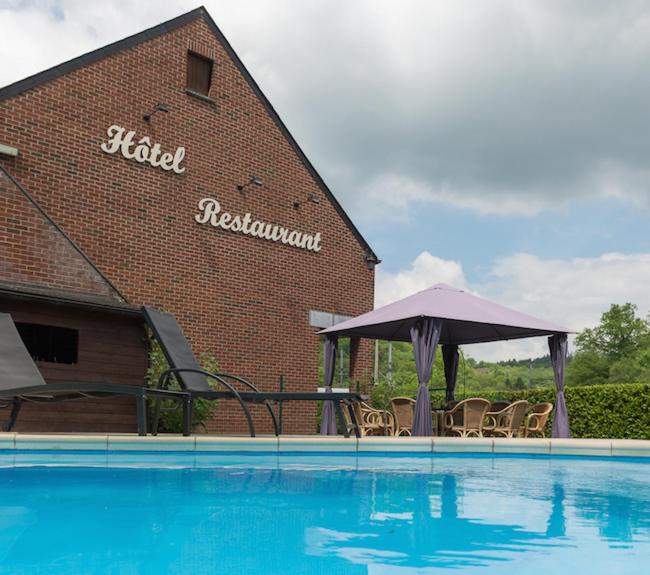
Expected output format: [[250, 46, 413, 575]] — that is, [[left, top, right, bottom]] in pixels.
[[100, 125, 186, 174], [195, 197, 322, 253]]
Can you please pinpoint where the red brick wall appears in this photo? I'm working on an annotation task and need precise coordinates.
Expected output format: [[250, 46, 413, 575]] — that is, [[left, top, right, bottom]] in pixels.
[[0, 16, 375, 433], [0, 169, 120, 299]]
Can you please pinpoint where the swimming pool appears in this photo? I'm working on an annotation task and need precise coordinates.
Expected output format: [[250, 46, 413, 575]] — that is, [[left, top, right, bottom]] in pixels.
[[1, 451, 649, 574]]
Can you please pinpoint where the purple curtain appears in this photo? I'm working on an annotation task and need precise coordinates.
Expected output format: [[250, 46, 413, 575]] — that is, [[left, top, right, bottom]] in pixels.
[[319, 335, 338, 435], [411, 317, 443, 436], [442, 344, 459, 403], [549, 334, 570, 438]]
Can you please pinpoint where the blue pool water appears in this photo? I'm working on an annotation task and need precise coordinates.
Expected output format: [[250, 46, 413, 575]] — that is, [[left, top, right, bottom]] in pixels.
[[1, 452, 650, 574]]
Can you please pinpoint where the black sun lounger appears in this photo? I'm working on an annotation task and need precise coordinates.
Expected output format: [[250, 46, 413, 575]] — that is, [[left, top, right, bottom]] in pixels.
[[142, 306, 365, 438], [0, 313, 188, 435]]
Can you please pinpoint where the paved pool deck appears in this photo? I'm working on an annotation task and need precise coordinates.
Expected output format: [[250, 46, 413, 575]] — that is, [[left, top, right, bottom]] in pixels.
[[1, 433, 650, 457]]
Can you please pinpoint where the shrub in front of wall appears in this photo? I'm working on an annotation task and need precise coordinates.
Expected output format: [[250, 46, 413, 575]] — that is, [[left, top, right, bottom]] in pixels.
[[146, 336, 219, 434], [374, 383, 650, 439]]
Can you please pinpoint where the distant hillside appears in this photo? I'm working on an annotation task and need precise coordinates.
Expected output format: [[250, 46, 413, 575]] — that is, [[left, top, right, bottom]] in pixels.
[[480, 355, 552, 369], [368, 342, 555, 395]]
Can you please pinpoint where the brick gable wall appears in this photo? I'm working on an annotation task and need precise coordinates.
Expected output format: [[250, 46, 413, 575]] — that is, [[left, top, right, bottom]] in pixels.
[[0, 169, 121, 300], [0, 16, 374, 433]]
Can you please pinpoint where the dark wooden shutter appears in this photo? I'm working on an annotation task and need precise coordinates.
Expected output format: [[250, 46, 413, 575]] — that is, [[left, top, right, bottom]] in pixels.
[[186, 52, 213, 95]]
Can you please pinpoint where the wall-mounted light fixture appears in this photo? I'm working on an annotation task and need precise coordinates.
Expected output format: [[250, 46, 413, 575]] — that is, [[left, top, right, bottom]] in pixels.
[[0, 143, 19, 158], [143, 103, 170, 122], [293, 194, 321, 209], [365, 253, 381, 271], [237, 176, 263, 192]]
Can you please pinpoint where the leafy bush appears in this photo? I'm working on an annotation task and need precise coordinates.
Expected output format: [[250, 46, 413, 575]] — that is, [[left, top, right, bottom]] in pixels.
[[373, 382, 650, 439], [568, 303, 650, 386], [146, 336, 219, 433]]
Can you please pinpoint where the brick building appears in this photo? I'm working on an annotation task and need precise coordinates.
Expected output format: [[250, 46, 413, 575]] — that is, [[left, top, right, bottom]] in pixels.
[[0, 7, 378, 434]]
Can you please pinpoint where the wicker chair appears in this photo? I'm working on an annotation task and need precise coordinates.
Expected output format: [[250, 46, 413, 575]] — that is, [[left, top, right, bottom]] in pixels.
[[443, 400, 461, 427], [444, 398, 491, 437], [390, 397, 416, 436], [522, 402, 553, 438], [484, 400, 529, 438], [483, 401, 511, 434], [342, 401, 395, 436], [363, 402, 395, 436]]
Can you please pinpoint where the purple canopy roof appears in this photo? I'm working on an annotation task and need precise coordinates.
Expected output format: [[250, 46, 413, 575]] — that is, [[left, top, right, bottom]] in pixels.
[[320, 284, 571, 345]]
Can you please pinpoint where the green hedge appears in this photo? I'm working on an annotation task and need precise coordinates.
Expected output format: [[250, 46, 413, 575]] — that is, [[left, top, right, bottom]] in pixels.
[[411, 384, 650, 439]]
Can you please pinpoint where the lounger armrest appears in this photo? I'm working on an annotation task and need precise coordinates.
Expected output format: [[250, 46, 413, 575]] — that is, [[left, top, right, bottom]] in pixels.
[[159, 368, 258, 436], [159, 368, 245, 398], [213, 372, 261, 393], [1, 382, 188, 400]]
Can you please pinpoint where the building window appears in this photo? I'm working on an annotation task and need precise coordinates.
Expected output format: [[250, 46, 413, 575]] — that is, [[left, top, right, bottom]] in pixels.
[[15, 323, 79, 364], [186, 51, 213, 96]]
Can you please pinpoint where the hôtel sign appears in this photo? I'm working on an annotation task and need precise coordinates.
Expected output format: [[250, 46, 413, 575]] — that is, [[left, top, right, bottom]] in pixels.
[[195, 198, 322, 253], [99, 126, 322, 253], [100, 125, 186, 174]]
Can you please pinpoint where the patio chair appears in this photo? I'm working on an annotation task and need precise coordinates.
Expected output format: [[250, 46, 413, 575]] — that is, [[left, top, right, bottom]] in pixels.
[[484, 400, 529, 438], [443, 398, 491, 437], [522, 402, 553, 438], [483, 401, 511, 434], [390, 397, 416, 436], [443, 400, 462, 427], [142, 306, 366, 438], [0, 313, 186, 435], [342, 401, 394, 436]]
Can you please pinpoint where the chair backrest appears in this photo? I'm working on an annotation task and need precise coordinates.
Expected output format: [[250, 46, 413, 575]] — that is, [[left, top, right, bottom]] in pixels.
[[390, 397, 415, 430], [0, 313, 48, 392], [489, 401, 510, 413], [458, 398, 491, 431], [142, 306, 211, 392], [506, 400, 530, 430], [532, 402, 554, 416], [528, 402, 553, 429], [444, 400, 462, 425]]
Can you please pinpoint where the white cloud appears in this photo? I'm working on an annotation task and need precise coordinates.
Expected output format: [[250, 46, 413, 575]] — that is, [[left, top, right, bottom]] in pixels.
[[358, 174, 550, 223], [375, 251, 467, 308], [375, 250, 650, 361], [4, 1, 650, 219]]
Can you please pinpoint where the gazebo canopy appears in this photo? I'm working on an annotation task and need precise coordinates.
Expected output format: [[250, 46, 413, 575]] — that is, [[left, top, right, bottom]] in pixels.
[[318, 283, 572, 439], [319, 283, 570, 344]]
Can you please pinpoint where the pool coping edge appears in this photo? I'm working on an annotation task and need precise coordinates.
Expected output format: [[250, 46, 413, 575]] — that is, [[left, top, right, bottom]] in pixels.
[[2, 434, 650, 457]]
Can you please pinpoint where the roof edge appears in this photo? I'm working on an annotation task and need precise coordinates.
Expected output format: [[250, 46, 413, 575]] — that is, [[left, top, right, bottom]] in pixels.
[[0, 7, 205, 102], [0, 6, 379, 262], [198, 10, 378, 262], [0, 165, 128, 303], [320, 315, 572, 341], [0, 282, 141, 317]]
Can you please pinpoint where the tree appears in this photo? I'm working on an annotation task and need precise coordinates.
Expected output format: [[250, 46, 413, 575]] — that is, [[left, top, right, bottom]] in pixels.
[[575, 303, 650, 362], [566, 351, 610, 386]]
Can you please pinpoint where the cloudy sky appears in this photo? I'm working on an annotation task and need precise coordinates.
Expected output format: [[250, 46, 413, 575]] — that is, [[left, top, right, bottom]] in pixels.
[[2, 0, 650, 360]]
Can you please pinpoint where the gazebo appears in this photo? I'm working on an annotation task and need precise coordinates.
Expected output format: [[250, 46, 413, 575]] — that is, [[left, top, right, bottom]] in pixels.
[[318, 284, 571, 438]]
